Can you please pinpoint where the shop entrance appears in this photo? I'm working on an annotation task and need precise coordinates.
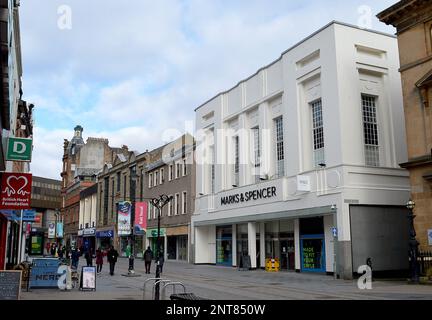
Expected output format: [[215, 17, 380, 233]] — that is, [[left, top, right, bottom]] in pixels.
[[216, 226, 232, 266], [280, 232, 295, 270]]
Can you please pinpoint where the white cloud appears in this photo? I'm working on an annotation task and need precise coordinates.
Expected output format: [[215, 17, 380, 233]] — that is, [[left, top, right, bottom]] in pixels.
[[21, 0, 397, 178]]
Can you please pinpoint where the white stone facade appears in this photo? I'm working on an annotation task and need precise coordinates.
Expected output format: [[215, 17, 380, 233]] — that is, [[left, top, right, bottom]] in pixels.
[[192, 22, 411, 279]]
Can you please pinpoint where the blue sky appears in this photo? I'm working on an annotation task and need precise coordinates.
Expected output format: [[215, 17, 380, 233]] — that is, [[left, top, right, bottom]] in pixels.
[[20, 0, 397, 179]]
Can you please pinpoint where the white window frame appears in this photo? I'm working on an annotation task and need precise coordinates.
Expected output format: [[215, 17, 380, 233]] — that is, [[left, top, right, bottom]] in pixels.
[[169, 164, 173, 181], [311, 99, 325, 168], [148, 173, 153, 188], [148, 203, 152, 220], [233, 136, 240, 187], [182, 191, 187, 214], [167, 194, 173, 216], [160, 168, 164, 184], [361, 94, 380, 167], [176, 162, 181, 179], [274, 116, 285, 178], [154, 171, 158, 187], [175, 193, 180, 215], [182, 158, 187, 176]]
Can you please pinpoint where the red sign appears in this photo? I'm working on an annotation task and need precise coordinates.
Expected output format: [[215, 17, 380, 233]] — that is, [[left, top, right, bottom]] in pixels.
[[0, 173, 32, 209], [134, 202, 147, 234]]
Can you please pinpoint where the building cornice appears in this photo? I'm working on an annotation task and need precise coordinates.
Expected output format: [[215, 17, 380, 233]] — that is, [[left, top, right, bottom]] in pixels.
[[377, 0, 432, 33], [400, 154, 432, 168]]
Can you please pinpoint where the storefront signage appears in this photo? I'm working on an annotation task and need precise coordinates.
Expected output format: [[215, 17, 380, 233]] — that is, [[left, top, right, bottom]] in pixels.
[[297, 175, 311, 192], [96, 230, 114, 238], [428, 229, 432, 246], [83, 228, 96, 236], [147, 228, 166, 237], [134, 202, 147, 235], [117, 201, 131, 236], [48, 223, 56, 239], [220, 186, 277, 206], [6, 137, 32, 162], [22, 209, 36, 222], [56, 222, 64, 238], [29, 258, 61, 288], [0, 173, 32, 210], [77, 230, 83, 236]]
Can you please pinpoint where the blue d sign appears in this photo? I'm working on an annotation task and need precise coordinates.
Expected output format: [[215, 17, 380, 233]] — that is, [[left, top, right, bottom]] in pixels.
[[331, 227, 338, 237]]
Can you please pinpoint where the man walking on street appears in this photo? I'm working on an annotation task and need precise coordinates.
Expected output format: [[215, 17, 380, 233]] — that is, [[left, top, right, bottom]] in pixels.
[[143, 246, 153, 274], [107, 246, 119, 276]]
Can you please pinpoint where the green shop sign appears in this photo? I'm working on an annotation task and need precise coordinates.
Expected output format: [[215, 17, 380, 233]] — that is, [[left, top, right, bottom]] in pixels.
[[147, 228, 166, 237], [6, 137, 33, 161]]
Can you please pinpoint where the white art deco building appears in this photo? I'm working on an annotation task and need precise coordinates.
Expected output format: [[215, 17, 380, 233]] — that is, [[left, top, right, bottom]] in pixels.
[[192, 21, 411, 279]]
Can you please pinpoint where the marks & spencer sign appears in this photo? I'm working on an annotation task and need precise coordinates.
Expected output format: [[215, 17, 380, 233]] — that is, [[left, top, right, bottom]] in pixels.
[[220, 186, 277, 206]]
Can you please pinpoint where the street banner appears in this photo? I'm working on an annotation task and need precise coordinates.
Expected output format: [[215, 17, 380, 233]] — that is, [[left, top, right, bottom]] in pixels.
[[48, 223, 56, 239], [117, 201, 131, 236], [56, 222, 64, 238], [134, 202, 147, 235], [0, 173, 32, 210], [6, 137, 33, 162]]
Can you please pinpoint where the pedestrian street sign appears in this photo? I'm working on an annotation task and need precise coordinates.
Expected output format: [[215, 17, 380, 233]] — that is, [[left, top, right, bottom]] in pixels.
[[331, 227, 338, 237], [6, 137, 32, 162]]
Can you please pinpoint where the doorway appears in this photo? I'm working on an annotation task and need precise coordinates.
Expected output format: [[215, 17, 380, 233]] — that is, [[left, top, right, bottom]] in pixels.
[[280, 232, 295, 270]]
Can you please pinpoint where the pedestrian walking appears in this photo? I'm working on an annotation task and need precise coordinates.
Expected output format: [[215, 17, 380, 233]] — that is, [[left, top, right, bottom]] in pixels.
[[96, 247, 104, 274], [157, 251, 165, 274], [143, 246, 153, 274], [71, 247, 80, 269], [107, 246, 118, 276], [85, 248, 93, 267], [50, 243, 56, 256], [58, 246, 64, 259]]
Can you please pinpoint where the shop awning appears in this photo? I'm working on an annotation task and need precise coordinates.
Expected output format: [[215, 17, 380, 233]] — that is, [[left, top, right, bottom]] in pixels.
[[0, 210, 20, 221]]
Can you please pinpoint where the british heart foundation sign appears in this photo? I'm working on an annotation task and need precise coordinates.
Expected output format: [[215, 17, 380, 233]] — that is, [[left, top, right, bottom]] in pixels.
[[0, 173, 32, 210]]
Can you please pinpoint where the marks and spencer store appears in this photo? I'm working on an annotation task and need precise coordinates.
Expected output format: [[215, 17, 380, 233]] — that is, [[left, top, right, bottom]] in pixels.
[[192, 22, 412, 279]]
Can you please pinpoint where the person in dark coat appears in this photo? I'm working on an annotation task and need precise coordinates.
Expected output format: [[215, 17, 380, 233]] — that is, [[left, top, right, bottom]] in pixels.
[[71, 248, 80, 269], [96, 247, 104, 274], [157, 251, 165, 274], [107, 246, 119, 276], [143, 246, 153, 274], [58, 246, 64, 259], [85, 248, 93, 267]]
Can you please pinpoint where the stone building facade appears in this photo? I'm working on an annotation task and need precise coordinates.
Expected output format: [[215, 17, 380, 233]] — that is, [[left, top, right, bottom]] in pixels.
[[378, 0, 432, 250]]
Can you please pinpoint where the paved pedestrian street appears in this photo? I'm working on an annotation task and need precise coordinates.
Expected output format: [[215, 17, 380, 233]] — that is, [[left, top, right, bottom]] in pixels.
[[20, 258, 432, 300]]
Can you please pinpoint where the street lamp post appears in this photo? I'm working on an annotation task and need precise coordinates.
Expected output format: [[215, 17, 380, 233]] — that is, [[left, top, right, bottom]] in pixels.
[[406, 199, 420, 283], [128, 167, 138, 274], [151, 195, 173, 300]]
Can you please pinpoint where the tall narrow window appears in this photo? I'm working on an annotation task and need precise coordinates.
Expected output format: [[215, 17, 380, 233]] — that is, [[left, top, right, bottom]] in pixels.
[[182, 191, 187, 214], [362, 95, 380, 166], [169, 195, 174, 216], [183, 158, 187, 176], [149, 173, 153, 188], [274, 117, 285, 177], [210, 146, 215, 194], [252, 127, 260, 182], [116, 172, 121, 192], [234, 136, 240, 187], [169, 164, 173, 181], [160, 168, 164, 184], [154, 171, 158, 187], [175, 193, 180, 215], [148, 203, 152, 220], [311, 99, 325, 167], [176, 163, 181, 179]]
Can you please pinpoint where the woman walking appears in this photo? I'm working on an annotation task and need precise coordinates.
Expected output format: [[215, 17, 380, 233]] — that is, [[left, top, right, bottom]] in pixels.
[[96, 247, 104, 274]]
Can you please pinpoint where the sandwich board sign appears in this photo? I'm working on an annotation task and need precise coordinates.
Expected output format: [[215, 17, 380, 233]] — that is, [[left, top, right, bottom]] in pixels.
[[6, 137, 32, 162], [80, 266, 96, 291], [0, 270, 22, 300]]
